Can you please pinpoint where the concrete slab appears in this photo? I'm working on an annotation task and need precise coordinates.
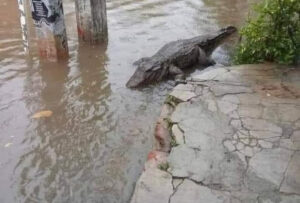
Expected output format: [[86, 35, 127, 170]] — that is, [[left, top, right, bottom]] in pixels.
[[131, 64, 300, 203]]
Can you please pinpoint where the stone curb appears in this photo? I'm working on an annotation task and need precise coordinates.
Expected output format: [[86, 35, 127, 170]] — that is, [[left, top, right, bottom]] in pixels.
[[130, 64, 300, 203]]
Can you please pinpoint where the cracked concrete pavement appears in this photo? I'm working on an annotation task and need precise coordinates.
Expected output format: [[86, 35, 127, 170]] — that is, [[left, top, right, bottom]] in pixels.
[[130, 64, 300, 203]]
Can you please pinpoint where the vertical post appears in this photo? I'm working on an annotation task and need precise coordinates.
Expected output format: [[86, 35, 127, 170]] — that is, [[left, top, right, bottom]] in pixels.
[[75, 0, 108, 44], [17, 0, 29, 53], [30, 0, 68, 61]]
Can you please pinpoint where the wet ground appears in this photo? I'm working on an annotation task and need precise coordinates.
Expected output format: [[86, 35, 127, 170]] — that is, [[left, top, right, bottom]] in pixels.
[[0, 0, 250, 202]]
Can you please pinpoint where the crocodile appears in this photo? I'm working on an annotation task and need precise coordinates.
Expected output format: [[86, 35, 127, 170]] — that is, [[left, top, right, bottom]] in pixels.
[[126, 26, 237, 88]]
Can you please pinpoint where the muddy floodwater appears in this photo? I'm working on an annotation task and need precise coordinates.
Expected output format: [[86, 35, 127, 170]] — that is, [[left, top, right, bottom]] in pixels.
[[0, 0, 251, 202]]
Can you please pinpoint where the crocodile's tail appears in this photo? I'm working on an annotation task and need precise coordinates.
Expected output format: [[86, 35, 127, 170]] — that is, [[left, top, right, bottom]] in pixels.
[[201, 26, 237, 55], [219, 26, 237, 35]]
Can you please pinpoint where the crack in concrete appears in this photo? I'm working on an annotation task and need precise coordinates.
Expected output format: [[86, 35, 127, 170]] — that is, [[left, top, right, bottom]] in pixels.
[[169, 178, 184, 203], [279, 151, 296, 191], [185, 177, 232, 192]]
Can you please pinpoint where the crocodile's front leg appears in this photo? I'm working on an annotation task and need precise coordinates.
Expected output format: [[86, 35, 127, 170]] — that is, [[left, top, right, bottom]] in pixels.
[[169, 64, 185, 82], [198, 47, 216, 66]]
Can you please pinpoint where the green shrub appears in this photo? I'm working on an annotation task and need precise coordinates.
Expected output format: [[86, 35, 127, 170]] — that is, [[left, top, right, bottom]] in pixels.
[[234, 0, 300, 65]]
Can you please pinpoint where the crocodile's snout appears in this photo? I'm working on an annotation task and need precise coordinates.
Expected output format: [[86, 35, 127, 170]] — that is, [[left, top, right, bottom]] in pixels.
[[126, 71, 144, 88], [126, 65, 149, 88]]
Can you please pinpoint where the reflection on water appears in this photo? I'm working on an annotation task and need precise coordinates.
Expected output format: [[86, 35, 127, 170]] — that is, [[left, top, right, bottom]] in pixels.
[[16, 44, 113, 202], [0, 0, 251, 202]]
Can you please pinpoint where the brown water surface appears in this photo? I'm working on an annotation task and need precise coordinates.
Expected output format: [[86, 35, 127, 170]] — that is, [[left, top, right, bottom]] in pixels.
[[0, 0, 251, 202]]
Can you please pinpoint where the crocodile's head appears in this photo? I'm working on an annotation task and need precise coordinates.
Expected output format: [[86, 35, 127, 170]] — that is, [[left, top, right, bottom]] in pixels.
[[126, 58, 165, 88], [202, 26, 237, 55]]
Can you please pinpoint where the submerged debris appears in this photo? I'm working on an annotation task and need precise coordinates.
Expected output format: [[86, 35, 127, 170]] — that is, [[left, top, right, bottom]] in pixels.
[[32, 110, 53, 119]]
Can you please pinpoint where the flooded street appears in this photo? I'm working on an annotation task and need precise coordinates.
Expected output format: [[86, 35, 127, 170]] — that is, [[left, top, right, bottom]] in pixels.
[[0, 0, 250, 202]]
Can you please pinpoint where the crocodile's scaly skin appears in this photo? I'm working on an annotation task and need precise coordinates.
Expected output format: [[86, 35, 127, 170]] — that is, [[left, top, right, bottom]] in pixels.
[[126, 26, 237, 88]]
